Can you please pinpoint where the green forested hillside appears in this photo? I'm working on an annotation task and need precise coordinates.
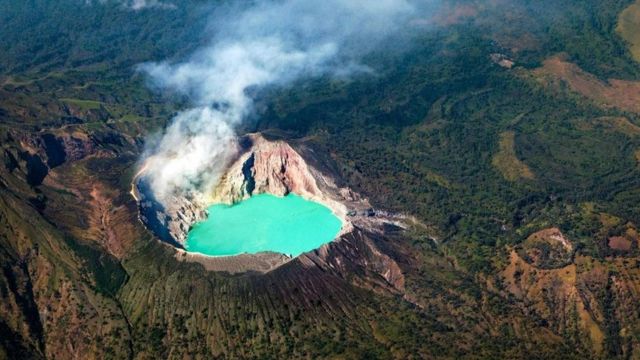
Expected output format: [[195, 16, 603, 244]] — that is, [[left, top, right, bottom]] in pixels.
[[0, 0, 215, 73], [2, 0, 640, 358]]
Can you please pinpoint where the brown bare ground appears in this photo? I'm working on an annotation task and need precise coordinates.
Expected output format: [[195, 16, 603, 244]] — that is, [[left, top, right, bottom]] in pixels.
[[88, 185, 138, 258], [533, 56, 640, 113], [609, 236, 633, 251], [45, 153, 141, 259], [501, 250, 605, 352]]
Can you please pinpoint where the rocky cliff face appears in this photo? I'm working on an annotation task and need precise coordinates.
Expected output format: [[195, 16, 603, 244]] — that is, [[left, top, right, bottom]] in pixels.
[[136, 133, 407, 278], [136, 185, 207, 247], [211, 134, 351, 230], [138, 133, 354, 249], [212, 134, 323, 203]]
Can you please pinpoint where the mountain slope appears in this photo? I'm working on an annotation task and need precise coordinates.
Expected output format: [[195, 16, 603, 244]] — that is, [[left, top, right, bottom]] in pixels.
[[1, 0, 640, 358]]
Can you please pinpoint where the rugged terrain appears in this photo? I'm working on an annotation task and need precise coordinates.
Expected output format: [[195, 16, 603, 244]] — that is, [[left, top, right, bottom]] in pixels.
[[2, 0, 640, 359], [137, 132, 403, 273]]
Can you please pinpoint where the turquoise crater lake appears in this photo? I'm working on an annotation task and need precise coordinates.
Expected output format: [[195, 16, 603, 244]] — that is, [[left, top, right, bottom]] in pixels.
[[185, 194, 343, 257]]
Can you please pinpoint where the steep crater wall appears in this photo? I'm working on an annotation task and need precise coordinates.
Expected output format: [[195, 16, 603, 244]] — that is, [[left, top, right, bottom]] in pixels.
[[134, 133, 406, 276]]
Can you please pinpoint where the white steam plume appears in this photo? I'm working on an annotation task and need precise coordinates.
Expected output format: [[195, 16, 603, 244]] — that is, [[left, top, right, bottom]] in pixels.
[[89, 0, 175, 10], [139, 0, 416, 203], [129, 0, 175, 10]]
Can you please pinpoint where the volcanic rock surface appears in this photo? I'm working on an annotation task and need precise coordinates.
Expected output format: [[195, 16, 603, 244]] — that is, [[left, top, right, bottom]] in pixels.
[[212, 134, 352, 231], [136, 133, 406, 275]]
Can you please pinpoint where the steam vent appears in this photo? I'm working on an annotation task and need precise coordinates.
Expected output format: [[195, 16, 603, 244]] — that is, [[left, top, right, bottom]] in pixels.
[[133, 134, 406, 274]]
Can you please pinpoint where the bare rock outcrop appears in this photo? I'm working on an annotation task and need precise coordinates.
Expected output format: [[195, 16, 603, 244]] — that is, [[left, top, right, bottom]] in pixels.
[[212, 134, 323, 203], [136, 133, 408, 278], [210, 134, 353, 233], [136, 189, 207, 246], [137, 133, 352, 247], [166, 194, 207, 245]]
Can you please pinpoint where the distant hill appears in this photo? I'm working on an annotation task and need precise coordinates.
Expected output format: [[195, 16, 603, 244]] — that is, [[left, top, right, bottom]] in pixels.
[[1, 0, 640, 358]]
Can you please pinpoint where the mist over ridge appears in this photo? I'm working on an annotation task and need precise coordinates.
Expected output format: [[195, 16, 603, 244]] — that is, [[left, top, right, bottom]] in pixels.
[[138, 0, 421, 203]]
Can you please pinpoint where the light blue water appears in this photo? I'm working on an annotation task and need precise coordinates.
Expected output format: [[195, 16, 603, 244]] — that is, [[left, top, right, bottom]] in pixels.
[[185, 193, 342, 257]]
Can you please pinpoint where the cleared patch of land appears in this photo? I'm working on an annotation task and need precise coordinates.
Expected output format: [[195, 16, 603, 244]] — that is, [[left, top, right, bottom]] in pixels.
[[609, 236, 632, 251], [59, 98, 103, 110], [492, 131, 534, 181], [608, 226, 638, 251], [617, 0, 640, 62], [532, 56, 640, 113]]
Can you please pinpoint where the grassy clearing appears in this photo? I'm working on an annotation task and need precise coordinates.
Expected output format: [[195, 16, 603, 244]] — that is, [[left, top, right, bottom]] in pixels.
[[492, 131, 534, 181], [425, 171, 452, 189], [59, 98, 103, 110], [617, 1, 640, 62], [532, 56, 640, 113]]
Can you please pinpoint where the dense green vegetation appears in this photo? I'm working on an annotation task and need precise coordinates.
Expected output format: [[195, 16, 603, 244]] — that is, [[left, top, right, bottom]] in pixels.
[[0, 0, 214, 74], [260, 0, 640, 272], [2, 0, 640, 358]]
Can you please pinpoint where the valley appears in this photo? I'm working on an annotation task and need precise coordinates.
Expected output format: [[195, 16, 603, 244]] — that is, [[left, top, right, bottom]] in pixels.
[[1, 0, 640, 359]]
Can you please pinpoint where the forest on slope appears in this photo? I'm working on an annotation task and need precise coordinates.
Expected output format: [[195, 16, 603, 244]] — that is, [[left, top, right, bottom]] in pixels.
[[2, 0, 640, 358]]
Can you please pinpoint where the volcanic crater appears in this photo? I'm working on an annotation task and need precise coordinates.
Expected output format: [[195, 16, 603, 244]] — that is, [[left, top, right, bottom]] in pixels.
[[133, 133, 407, 278]]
